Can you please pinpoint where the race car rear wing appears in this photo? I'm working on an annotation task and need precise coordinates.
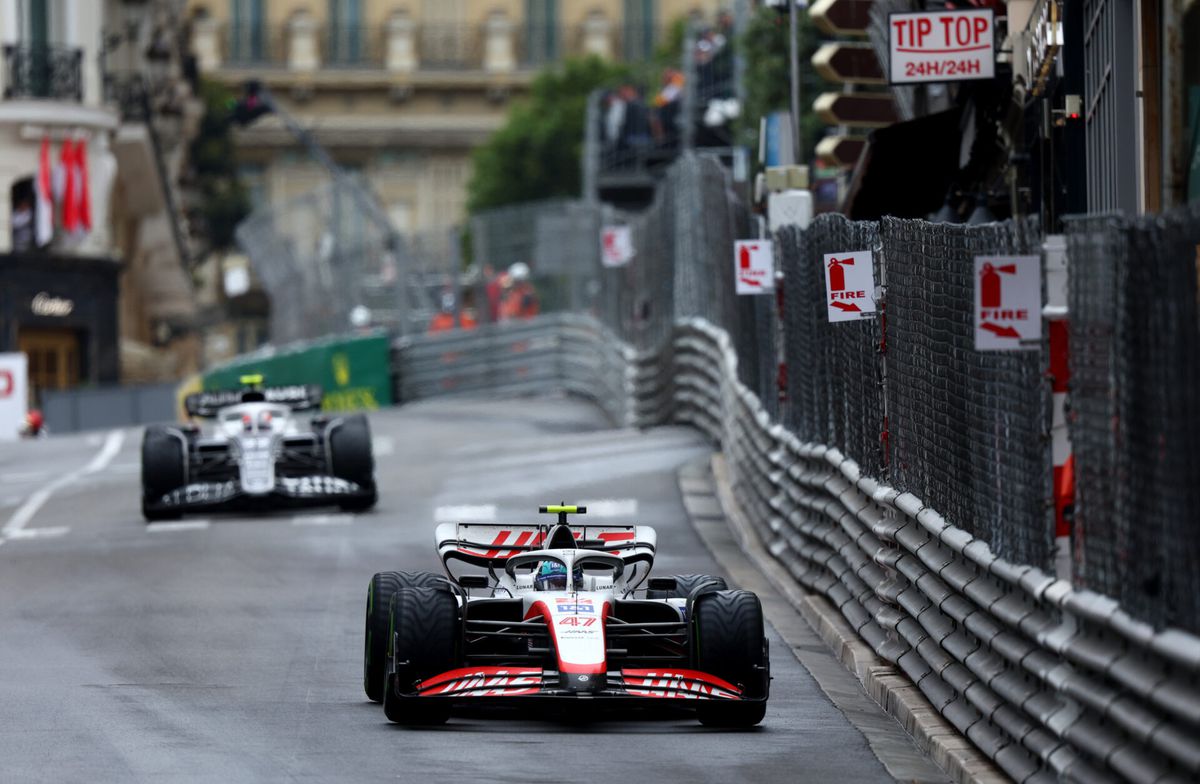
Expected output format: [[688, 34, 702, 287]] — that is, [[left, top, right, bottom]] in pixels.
[[436, 522, 657, 569], [185, 384, 324, 417]]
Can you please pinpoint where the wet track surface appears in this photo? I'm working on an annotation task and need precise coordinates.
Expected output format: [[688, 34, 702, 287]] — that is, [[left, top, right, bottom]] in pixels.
[[0, 398, 940, 782]]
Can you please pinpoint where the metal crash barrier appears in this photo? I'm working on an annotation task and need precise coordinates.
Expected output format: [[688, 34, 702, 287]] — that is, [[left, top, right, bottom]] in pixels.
[[394, 312, 1200, 784]]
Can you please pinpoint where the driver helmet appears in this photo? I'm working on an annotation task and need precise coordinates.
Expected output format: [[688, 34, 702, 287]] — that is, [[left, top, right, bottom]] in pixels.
[[508, 262, 531, 283], [535, 561, 583, 591]]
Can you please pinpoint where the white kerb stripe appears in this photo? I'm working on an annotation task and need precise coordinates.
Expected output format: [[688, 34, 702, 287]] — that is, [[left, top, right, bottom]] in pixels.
[[147, 520, 211, 533]]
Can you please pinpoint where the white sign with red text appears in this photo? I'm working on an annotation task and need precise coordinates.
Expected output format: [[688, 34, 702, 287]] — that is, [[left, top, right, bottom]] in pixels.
[[0, 353, 28, 441], [734, 240, 775, 295], [601, 225, 634, 268], [823, 251, 877, 322], [889, 9, 995, 84], [974, 255, 1041, 351]]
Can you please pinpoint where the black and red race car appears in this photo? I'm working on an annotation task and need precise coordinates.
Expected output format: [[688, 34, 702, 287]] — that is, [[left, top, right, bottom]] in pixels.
[[363, 505, 769, 726]]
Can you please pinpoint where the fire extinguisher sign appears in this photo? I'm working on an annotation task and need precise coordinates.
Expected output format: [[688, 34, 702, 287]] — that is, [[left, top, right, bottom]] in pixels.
[[974, 255, 1041, 351], [823, 250, 877, 322], [734, 240, 775, 295]]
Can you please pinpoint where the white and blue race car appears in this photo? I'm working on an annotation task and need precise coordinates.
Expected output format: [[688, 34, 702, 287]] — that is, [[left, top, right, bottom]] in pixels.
[[363, 505, 769, 726], [141, 376, 377, 520]]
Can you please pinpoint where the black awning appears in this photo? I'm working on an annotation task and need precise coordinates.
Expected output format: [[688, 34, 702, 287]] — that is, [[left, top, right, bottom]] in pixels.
[[842, 107, 965, 221]]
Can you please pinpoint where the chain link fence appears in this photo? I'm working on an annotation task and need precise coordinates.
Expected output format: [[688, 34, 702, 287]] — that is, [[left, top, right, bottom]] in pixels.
[[884, 216, 1052, 569], [237, 177, 468, 344], [1066, 204, 1200, 632], [239, 149, 1199, 643], [780, 216, 885, 475]]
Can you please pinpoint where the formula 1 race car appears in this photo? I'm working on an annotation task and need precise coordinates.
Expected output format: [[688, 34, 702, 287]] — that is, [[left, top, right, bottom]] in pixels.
[[140, 375, 377, 521], [363, 505, 769, 726]]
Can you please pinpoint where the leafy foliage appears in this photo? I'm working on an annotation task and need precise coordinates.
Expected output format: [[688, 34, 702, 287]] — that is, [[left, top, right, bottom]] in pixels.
[[739, 6, 830, 163], [189, 79, 250, 250], [467, 57, 629, 213]]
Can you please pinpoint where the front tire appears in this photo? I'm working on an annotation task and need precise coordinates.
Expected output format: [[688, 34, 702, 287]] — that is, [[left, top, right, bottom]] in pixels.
[[329, 415, 376, 511], [141, 426, 187, 522], [364, 571, 446, 702], [692, 589, 769, 727], [383, 587, 459, 725]]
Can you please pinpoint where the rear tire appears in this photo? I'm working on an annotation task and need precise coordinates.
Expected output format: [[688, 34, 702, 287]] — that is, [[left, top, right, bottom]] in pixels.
[[647, 574, 728, 600], [364, 571, 447, 702], [383, 587, 459, 725], [692, 590, 769, 727], [329, 415, 376, 511], [141, 426, 186, 522]]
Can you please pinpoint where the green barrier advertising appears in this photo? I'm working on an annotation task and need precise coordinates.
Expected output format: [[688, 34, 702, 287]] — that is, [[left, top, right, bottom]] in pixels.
[[202, 332, 393, 411]]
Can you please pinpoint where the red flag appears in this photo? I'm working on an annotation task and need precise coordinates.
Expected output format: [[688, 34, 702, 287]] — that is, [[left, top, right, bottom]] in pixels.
[[74, 138, 91, 232], [60, 139, 79, 233], [35, 138, 53, 246]]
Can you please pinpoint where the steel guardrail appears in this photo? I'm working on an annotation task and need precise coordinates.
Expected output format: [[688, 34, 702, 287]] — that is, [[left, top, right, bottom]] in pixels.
[[391, 312, 1199, 784]]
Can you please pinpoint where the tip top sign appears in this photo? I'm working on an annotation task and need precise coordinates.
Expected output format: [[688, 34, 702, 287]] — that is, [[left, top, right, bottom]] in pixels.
[[823, 250, 877, 322], [735, 240, 775, 295], [974, 255, 1041, 351], [889, 9, 995, 84]]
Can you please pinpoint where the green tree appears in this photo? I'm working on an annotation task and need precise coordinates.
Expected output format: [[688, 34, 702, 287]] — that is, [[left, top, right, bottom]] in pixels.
[[189, 79, 251, 250], [467, 57, 628, 213], [739, 6, 830, 164]]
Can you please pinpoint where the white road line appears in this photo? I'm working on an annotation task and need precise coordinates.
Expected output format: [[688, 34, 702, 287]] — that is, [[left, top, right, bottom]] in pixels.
[[292, 514, 353, 526], [579, 499, 639, 518], [6, 526, 70, 539], [1, 429, 125, 542], [434, 504, 497, 523], [147, 520, 211, 533], [372, 436, 395, 457]]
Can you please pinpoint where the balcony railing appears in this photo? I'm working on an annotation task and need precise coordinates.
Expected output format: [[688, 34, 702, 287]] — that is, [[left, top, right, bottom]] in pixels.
[[191, 17, 672, 74], [2, 44, 83, 101]]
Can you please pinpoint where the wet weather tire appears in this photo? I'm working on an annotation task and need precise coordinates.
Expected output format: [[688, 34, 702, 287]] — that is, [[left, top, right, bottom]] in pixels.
[[692, 589, 769, 727], [647, 573, 728, 600], [364, 572, 447, 702], [329, 414, 376, 512], [383, 587, 459, 725], [141, 426, 186, 522]]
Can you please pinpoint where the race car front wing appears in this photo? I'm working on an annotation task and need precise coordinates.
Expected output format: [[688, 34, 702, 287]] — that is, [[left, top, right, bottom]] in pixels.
[[147, 475, 372, 513], [392, 666, 760, 706]]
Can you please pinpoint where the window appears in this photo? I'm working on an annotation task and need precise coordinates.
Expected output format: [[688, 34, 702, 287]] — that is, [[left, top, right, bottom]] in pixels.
[[23, 0, 50, 47], [238, 163, 267, 211], [524, 0, 558, 66], [622, 0, 655, 62], [327, 0, 363, 65], [421, 0, 467, 68], [230, 0, 267, 64], [10, 177, 36, 252]]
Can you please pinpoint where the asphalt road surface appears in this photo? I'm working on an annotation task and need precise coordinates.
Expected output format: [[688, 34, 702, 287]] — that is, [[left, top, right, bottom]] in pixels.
[[0, 397, 942, 783]]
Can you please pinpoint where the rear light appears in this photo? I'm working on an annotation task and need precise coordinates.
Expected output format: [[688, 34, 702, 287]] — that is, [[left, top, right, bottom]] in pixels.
[[259, 411, 273, 427], [242, 414, 253, 432]]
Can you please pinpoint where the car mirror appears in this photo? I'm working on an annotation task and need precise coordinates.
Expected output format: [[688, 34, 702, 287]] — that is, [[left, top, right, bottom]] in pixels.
[[648, 577, 676, 591], [459, 575, 489, 589]]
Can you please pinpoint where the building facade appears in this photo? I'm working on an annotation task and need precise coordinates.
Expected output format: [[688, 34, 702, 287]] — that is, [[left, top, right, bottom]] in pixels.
[[0, 1, 123, 398], [0, 0, 202, 403], [185, 0, 723, 238]]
